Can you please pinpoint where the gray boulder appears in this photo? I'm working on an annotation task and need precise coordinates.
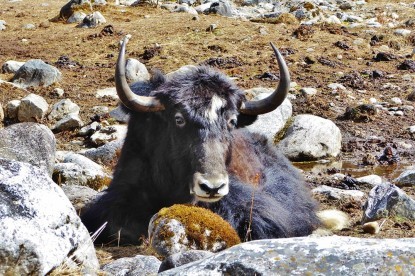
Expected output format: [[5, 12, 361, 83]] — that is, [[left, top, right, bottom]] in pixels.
[[77, 11, 106, 28], [101, 255, 161, 276], [245, 88, 292, 141], [81, 139, 123, 166], [278, 114, 342, 161], [1, 60, 25, 73], [125, 58, 150, 82], [394, 169, 415, 186], [61, 184, 98, 212], [67, 11, 87, 23], [158, 250, 214, 273], [312, 185, 365, 201], [160, 237, 415, 275], [4, 100, 21, 120], [12, 59, 62, 88], [48, 99, 80, 121], [0, 158, 99, 275], [0, 123, 55, 176], [362, 182, 415, 222], [18, 93, 49, 122], [52, 113, 84, 132]]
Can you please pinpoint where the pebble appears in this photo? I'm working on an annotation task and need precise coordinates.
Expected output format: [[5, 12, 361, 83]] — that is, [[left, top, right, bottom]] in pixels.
[[390, 97, 402, 105], [394, 29, 412, 37]]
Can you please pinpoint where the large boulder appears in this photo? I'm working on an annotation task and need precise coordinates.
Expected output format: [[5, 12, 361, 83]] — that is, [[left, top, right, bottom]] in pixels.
[[362, 182, 415, 222], [0, 123, 55, 176], [278, 114, 342, 161], [159, 236, 415, 275], [12, 59, 62, 88], [17, 93, 49, 122], [245, 88, 292, 141], [0, 158, 99, 275]]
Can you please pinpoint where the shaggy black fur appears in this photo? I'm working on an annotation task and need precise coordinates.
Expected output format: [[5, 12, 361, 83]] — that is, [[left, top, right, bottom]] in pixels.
[[81, 66, 320, 244]]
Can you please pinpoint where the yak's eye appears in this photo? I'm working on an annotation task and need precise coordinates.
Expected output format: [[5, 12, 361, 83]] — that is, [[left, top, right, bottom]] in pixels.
[[175, 113, 186, 128], [228, 115, 237, 129]]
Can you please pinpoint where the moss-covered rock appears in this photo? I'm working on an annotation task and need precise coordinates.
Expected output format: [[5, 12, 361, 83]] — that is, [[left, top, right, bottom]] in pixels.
[[149, 204, 240, 257]]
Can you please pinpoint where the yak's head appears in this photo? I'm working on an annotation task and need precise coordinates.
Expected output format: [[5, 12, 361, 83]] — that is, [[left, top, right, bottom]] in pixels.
[[115, 35, 290, 203]]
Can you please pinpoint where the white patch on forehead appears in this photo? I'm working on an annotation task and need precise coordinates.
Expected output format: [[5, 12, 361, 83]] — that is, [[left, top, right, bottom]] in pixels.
[[204, 94, 225, 123]]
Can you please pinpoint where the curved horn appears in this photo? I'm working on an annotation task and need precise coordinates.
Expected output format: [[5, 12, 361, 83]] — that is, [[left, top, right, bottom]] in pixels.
[[239, 43, 290, 115], [115, 35, 164, 112]]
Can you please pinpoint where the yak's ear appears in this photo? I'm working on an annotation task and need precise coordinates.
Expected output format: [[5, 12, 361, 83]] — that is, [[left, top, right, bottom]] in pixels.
[[236, 113, 258, 128]]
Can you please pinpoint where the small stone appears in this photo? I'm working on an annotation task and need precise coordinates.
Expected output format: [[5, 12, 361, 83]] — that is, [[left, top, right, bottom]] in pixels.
[[51, 88, 65, 97], [300, 87, 317, 96], [206, 24, 217, 32], [362, 222, 380, 234], [390, 97, 402, 105], [394, 29, 412, 37]]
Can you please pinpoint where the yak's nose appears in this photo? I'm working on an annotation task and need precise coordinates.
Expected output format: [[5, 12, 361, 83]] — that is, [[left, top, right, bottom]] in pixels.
[[192, 172, 229, 202]]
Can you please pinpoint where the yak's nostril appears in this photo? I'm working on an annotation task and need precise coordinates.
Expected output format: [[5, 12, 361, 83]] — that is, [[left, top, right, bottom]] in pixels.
[[199, 183, 212, 193]]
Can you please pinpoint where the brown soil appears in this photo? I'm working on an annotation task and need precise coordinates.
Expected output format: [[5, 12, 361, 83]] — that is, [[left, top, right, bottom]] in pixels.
[[1, 0, 414, 263]]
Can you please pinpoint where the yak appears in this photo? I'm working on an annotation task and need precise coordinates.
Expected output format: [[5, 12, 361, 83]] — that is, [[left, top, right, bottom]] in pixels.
[[81, 35, 320, 245]]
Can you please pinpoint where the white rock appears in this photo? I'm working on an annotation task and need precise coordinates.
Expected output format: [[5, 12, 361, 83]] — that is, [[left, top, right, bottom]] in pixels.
[[409, 125, 415, 134], [279, 115, 342, 160], [356, 175, 383, 187], [51, 87, 65, 97], [245, 88, 292, 141], [325, 15, 341, 24], [125, 58, 150, 82], [389, 97, 402, 105], [96, 87, 118, 100], [53, 113, 84, 131], [48, 99, 80, 121], [0, 159, 99, 275], [394, 29, 412, 37], [300, 87, 318, 96], [67, 11, 86, 23], [92, 105, 109, 114], [328, 83, 346, 91], [90, 124, 127, 146], [394, 170, 415, 186], [17, 93, 49, 122], [1, 60, 25, 73], [5, 100, 21, 119], [0, 20, 6, 31], [312, 185, 365, 201]]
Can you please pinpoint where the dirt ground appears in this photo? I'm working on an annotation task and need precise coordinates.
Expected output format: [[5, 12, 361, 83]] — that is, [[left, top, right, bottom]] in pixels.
[[1, 0, 414, 263]]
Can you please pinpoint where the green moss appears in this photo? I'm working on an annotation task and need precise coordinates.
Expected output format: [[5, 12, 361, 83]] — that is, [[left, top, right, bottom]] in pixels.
[[155, 204, 241, 251], [273, 117, 294, 144]]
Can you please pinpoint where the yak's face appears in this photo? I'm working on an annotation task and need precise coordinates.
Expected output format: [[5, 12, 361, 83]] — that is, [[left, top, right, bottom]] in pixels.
[[153, 67, 249, 202]]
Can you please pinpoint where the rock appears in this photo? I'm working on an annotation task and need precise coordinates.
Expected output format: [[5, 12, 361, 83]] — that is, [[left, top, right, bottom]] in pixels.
[[362, 182, 415, 222], [4, 100, 20, 119], [1, 60, 25, 73], [206, 0, 236, 17], [101, 255, 161, 276], [390, 97, 402, 105], [159, 237, 415, 275], [96, 87, 118, 100], [300, 87, 318, 96], [12, 59, 62, 88], [90, 124, 127, 146], [53, 153, 110, 189], [312, 185, 365, 201], [23, 23, 36, 30], [149, 204, 240, 257], [393, 170, 415, 186], [51, 87, 65, 97], [109, 105, 130, 123], [125, 58, 150, 82], [158, 250, 214, 273], [67, 11, 86, 23], [117, 0, 140, 5], [78, 121, 101, 136], [0, 20, 6, 31], [53, 113, 84, 132], [48, 99, 80, 121], [0, 123, 55, 176], [81, 139, 123, 166], [0, 103, 3, 122], [278, 114, 342, 161], [61, 184, 98, 212], [17, 93, 49, 122], [398, 60, 415, 71], [409, 125, 415, 134], [77, 11, 106, 28], [394, 29, 412, 37], [356, 174, 382, 187], [408, 90, 415, 101], [245, 88, 292, 141], [0, 158, 99, 275]]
